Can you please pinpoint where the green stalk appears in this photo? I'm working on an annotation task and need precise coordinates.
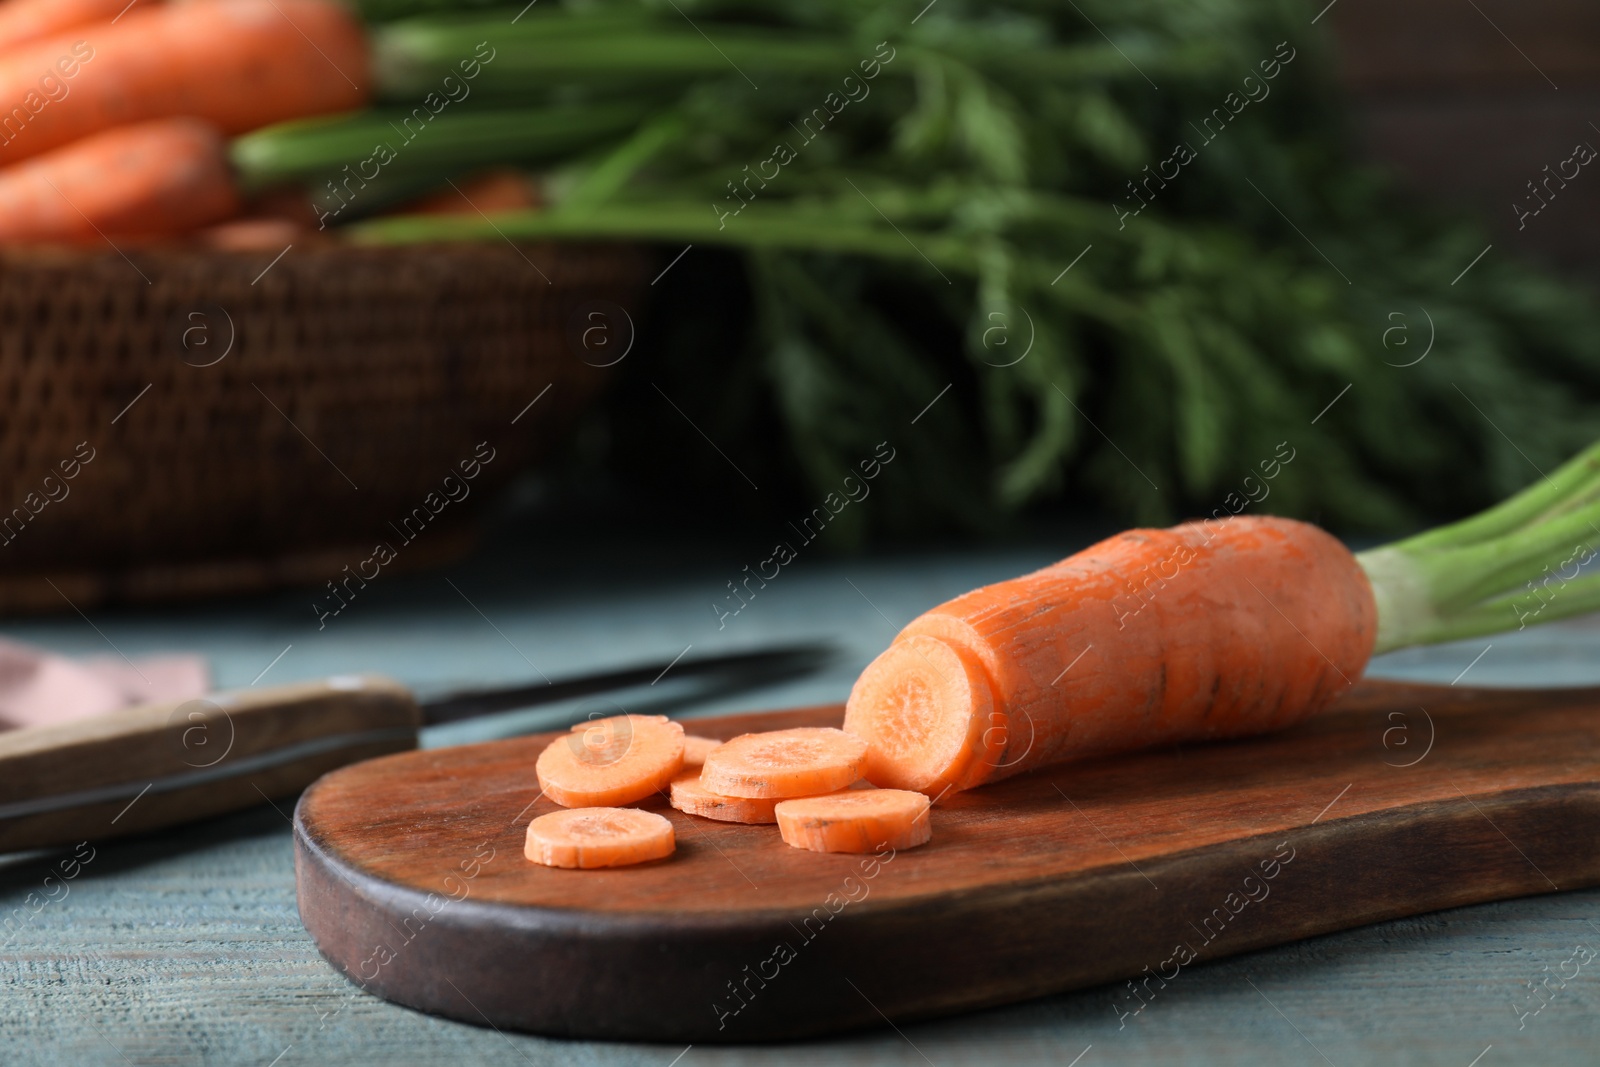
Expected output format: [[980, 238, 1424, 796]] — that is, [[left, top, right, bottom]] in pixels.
[[348, 197, 1137, 324], [556, 112, 688, 211], [1357, 452, 1600, 652], [352, 198, 980, 266], [374, 26, 882, 98], [371, 18, 1180, 100], [1381, 438, 1600, 553], [230, 105, 646, 191], [1471, 570, 1600, 635]]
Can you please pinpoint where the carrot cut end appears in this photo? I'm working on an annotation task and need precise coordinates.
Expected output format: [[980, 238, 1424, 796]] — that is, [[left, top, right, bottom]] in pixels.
[[842, 635, 999, 799]]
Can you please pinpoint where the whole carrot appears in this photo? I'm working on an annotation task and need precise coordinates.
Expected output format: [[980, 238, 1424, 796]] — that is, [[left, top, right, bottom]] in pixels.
[[0, 117, 239, 243], [0, 0, 148, 56], [0, 0, 367, 166], [845, 516, 1376, 796], [849, 436, 1600, 798]]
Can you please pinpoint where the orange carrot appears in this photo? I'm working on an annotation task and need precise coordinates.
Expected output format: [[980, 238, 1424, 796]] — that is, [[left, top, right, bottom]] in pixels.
[[681, 735, 721, 772], [396, 169, 541, 217], [845, 516, 1377, 797], [536, 714, 685, 808], [847, 634, 1001, 796], [198, 217, 306, 252], [0, 0, 141, 55], [0, 0, 368, 167], [699, 727, 868, 799], [668, 772, 780, 824], [0, 117, 237, 243], [524, 807, 675, 868], [775, 789, 930, 853]]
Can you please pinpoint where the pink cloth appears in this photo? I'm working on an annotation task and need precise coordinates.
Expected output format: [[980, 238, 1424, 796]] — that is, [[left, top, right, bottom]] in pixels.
[[0, 638, 209, 729]]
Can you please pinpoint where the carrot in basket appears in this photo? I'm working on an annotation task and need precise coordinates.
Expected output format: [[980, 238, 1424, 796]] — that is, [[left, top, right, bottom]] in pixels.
[[395, 169, 542, 217], [525, 807, 675, 868], [0, 0, 368, 166], [844, 516, 1377, 797], [198, 217, 307, 252], [775, 789, 930, 853], [699, 727, 867, 799], [668, 772, 781, 824], [0, 117, 238, 243], [0, 0, 139, 55], [536, 714, 684, 808]]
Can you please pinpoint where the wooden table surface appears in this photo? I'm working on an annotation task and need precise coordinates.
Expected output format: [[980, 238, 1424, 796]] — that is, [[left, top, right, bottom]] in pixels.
[[4, 522, 1599, 1066]]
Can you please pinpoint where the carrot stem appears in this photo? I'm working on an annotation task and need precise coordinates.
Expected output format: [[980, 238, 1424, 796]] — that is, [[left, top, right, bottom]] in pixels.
[[370, 16, 1188, 101], [555, 112, 688, 211], [231, 104, 647, 191], [349, 194, 1135, 323], [1378, 439, 1600, 553], [1358, 444, 1600, 652]]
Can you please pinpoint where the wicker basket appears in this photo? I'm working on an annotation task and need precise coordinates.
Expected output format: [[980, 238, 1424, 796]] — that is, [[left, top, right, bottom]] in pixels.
[[0, 241, 647, 613]]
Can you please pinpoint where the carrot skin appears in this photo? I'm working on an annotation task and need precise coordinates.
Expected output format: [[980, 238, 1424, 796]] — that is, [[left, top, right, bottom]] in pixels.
[[0, 0, 136, 56], [0, 117, 238, 242], [0, 0, 368, 167], [845, 516, 1378, 794]]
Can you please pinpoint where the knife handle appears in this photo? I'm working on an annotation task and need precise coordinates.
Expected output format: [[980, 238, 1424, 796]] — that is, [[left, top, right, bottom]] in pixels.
[[0, 675, 420, 853]]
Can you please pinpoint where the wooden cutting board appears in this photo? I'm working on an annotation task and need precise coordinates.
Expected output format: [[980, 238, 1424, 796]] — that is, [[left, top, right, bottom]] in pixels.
[[293, 679, 1600, 1042]]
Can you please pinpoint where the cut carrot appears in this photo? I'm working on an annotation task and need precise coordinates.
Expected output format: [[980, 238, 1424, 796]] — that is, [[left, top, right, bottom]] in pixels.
[[844, 516, 1376, 797], [668, 772, 780, 824], [0, 0, 135, 55], [699, 727, 867, 799], [775, 789, 931, 853], [537, 714, 684, 808], [0, 118, 238, 243], [0, 0, 369, 167], [843, 634, 1001, 797], [524, 807, 675, 868], [682, 735, 720, 771]]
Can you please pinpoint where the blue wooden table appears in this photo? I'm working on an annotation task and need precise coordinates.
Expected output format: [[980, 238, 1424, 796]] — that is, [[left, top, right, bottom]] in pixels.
[[3, 521, 1598, 1066]]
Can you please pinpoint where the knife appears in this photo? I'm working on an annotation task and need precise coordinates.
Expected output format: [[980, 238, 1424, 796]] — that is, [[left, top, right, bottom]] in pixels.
[[0, 644, 831, 853]]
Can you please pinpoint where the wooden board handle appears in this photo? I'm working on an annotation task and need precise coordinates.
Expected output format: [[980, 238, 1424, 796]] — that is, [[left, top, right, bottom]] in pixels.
[[0, 675, 420, 853]]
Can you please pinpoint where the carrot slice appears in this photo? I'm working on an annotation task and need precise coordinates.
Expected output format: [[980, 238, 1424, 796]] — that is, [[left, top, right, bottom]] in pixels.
[[843, 634, 1002, 797], [536, 714, 684, 808], [668, 772, 780, 824], [699, 727, 867, 798], [524, 807, 675, 868], [775, 789, 932, 853], [682, 735, 721, 772]]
